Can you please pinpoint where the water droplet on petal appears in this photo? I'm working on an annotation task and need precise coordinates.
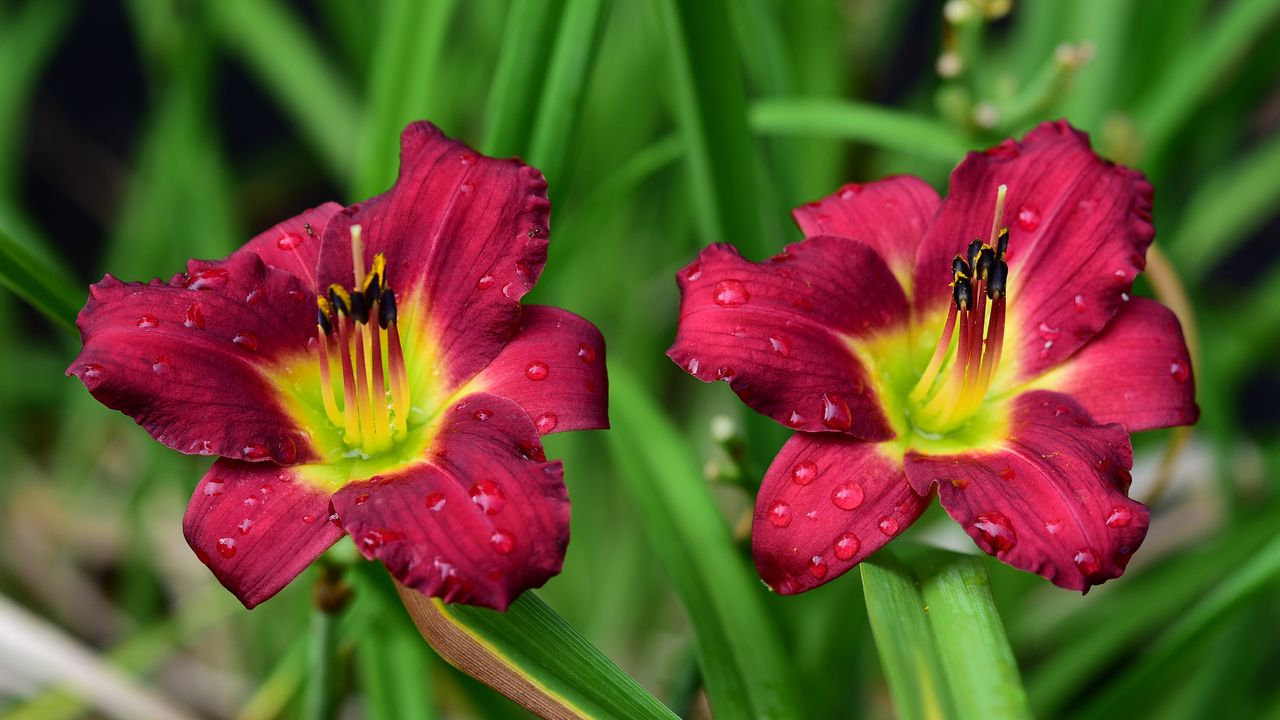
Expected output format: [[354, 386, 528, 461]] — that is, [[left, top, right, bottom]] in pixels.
[[151, 358, 171, 375], [878, 516, 899, 536], [203, 479, 224, 496], [1106, 506, 1133, 528], [820, 393, 852, 431], [137, 314, 159, 329], [186, 268, 229, 290], [361, 528, 402, 551], [490, 530, 516, 554], [184, 304, 204, 329], [237, 518, 253, 535], [354, 493, 370, 506], [834, 532, 861, 560], [808, 555, 828, 579], [216, 537, 237, 558], [242, 444, 270, 460], [233, 331, 259, 351], [786, 411, 804, 428], [476, 275, 495, 290], [460, 182, 474, 194], [998, 467, 1016, 481], [767, 500, 792, 528], [245, 288, 261, 305], [1073, 294, 1087, 312], [712, 280, 749, 306], [470, 480, 506, 514], [684, 263, 703, 282], [768, 333, 791, 356], [1170, 360, 1189, 383], [1045, 520, 1062, 534], [1016, 204, 1041, 232], [535, 412, 558, 433], [577, 343, 596, 363], [425, 492, 446, 511], [973, 512, 1017, 553], [831, 480, 864, 510], [790, 461, 817, 485], [277, 232, 303, 250], [472, 409, 493, 421], [525, 361, 550, 381], [80, 364, 104, 386], [1037, 322, 1060, 341], [1074, 548, 1100, 577]]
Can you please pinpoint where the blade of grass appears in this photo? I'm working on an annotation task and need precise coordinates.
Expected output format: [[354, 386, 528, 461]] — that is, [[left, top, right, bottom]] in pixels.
[[608, 363, 802, 720], [481, 0, 566, 157], [525, 0, 606, 188], [749, 98, 972, 163], [398, 585, 678, 720], [352, 0, 457, 199], [0, 224, 81, 333], [210, 0, 359, 181], [861, 553, 957, 720], [654, 0, 768, 255], [916, 553, 1030, 720], [1133, 0, 1280, 161]]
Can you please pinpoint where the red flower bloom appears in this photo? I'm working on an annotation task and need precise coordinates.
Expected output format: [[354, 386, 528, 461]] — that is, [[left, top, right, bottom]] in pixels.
[[68, 123, 608, 610], [669, 121, 1197, 593]]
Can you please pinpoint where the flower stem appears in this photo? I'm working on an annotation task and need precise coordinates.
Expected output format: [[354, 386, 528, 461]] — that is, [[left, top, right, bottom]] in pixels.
[[305, 563, 351, 720]]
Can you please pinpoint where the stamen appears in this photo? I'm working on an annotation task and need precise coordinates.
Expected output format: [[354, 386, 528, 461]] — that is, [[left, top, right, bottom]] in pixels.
[[334, 310, 361, 444], [316, 300, 342, 427], [383, 289, 410, 427], [987, 184, 1008, 247], [352, 322, 377, 448], [351, 225, 366, 287]]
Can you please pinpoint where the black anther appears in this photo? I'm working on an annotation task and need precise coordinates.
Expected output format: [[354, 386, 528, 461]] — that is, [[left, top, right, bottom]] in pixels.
[[987, 260, 1008, 299], [378, 289, 398, 329], [349, 291, 369, 324], [953, 278, 973, 311]]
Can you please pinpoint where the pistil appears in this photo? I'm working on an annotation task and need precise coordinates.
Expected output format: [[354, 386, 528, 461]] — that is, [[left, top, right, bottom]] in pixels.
[[910, 184, 1011, 434], [311, 228, 412, 455]]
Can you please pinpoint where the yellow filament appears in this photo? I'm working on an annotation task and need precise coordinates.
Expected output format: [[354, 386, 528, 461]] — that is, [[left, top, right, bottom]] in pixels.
[[351, 225, 366, 287], [317, 331, 342, 426]]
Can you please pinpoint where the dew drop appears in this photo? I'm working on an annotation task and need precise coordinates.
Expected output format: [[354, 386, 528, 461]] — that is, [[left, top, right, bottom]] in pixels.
[[1073, 294, 1087, 312], [203, 479, 225, 496], [186, 268, 229, 290], [1037, 322, 1060, 341], [951, 477, 970, 489], [277, 232, 302, 250], [998, 466, 1016, 481], [834, 532, 861, 561], [354, 493, 370, 506], [535, 412, 558, 433], [684, 262, 702, 282], [577, 342, 596, 363], [878, 516, 899, 536], [490, 530, 517, 554], [1106, 506, 1133, 528], [245, 288, 261, 305], [973, 512, 1017, 552], [137, 314, 159, 329], [1045, 520, 1063, 535], [469, 480, 506, 514], [460, 182, 475, 194], [233, 331, 259, 351], [216, 537, 237, 558], [767, 500, 792, 528], [472, 409, 493, 421], [831, 480, 865, 510], [768, 333, 791, 356], [820, 393, 852, 432], [151, 358, 171, 375], [80, 364, 104, 386], [237, 518, 253, 535], [1016, 204, 1041, 232], [1074, 548, 1100, 577], [476, 275, 495, 290], [712, 279, 749, 306], [525, 361, 550, 381], [1169, 360, 1189, 383], [242, 444, 270, 460], [790, 461, 817, 485], [288, 289, 306, 301], [184, 304, 204, 329], [424, 492, 446, 511], [361, 528, 402, 550], [302, 514, 315, 524], [785, 411, 804, 428], [808, 556, 829, 580]]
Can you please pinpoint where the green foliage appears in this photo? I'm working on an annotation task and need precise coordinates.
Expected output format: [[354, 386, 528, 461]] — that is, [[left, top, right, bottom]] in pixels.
[[3, 0, 1280, 718]]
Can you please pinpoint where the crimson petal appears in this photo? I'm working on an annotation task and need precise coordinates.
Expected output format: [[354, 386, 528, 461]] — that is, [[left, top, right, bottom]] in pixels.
[[905, 390, 1148, 591], [1040, 297, 1198, 432], [753, 432, 930, 594], [184, 460, 343, 608], [792, 176, 940, 289], [318, 122, 551, 388], [332, 393, 568, 610], [466, 306, 608, 435], [913, 121, 1154, 379], [237, 202, 343, 290], [68, 251, 319, 464], [668, 238, 909, 441]]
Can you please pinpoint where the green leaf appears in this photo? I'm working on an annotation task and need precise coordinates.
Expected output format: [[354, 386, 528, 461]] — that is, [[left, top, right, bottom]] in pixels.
[[352, 0, 458, 199], [525, 0, 607, 188], [1133, 0, 1280, 160], [608, 363, 803, 720], [749, 98, 971, 163], [398, 586, 678, 720], [863, 550, 1030, 720], [654, 0, 769, 256], [861, 554, 957, 720], [0, 224, 82, 333], [210, 0, 360, 181], [481, 0, 566, 157]]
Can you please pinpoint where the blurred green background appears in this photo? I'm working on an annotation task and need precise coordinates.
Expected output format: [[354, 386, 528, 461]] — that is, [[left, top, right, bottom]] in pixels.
[[2, 0, 1280, 718]]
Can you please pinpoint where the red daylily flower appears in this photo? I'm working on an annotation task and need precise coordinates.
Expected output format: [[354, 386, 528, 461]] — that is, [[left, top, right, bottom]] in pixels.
[[68, 122, 608, 610], [669, 121, 1197, 594]]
